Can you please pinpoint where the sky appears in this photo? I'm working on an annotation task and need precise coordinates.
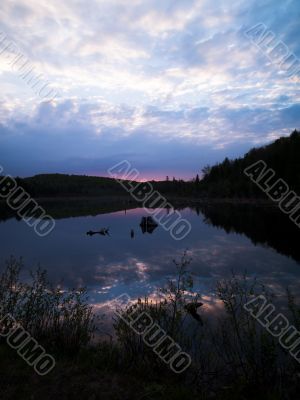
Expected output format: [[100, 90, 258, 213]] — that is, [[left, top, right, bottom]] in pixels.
[[0, 0, 299, 180]]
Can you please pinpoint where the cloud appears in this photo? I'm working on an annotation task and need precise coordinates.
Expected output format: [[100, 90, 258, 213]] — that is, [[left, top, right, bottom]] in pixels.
[[0, 96, 299, 177], [0, 0, 299, 177]]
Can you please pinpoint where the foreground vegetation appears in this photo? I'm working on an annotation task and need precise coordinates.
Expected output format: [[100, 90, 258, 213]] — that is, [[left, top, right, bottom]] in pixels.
[[1, 255, 300, 399]]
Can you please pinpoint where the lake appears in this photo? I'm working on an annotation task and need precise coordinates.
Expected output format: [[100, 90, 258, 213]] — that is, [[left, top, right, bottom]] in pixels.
[[1, 202, 300, 327]]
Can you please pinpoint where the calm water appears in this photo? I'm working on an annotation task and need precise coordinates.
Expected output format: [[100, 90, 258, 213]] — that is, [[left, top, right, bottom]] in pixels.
[[1, 203, 300, 316]]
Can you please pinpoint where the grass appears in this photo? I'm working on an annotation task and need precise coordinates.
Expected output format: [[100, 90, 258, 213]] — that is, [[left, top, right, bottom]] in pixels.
[[0, 256, 95, 354], [0, 255, 300, 399]]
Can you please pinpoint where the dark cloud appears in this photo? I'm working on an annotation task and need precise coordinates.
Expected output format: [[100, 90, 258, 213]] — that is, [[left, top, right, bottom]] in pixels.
[[0, 0, 299, 177], [0, 97, 299, 178]]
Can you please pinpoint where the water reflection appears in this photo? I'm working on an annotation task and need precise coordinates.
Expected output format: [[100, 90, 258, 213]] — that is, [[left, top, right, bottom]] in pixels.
[[197, 203, 300, 263], [140, 216, 158, 234], [0, 203, 299, 313]]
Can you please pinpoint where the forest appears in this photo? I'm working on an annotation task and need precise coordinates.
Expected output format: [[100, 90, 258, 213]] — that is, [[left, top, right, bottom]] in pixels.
[[1, 129, 299, 200], [198, 129, 300, 198]]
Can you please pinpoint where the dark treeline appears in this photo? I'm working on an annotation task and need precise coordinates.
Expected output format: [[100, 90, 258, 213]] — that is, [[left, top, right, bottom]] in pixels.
[[0, 197, 139, 221], [149, 129, 300, 198], [14, 174, 128, 197], [199, 129, 300, 198], [1, 129, 299, 200], [197, 203, 300, 263]]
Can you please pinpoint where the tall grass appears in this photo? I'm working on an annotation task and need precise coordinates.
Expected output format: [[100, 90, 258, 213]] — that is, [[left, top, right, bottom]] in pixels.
[[113, 254, 300, 398], [1, 255, 300, 398], [0, 256, 95, 354]]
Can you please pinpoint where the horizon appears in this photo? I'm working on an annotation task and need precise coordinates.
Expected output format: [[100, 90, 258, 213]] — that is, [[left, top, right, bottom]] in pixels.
[[12, 171, 194, 182], [9, 129, 300, 181], [4, 128, 299, 182]]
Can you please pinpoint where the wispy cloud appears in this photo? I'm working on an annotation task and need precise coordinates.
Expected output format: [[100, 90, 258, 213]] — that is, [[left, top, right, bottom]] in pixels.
[[0, 0, 299, 177]]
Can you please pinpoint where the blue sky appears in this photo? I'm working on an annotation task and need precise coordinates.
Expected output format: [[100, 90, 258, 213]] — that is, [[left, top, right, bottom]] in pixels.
[[0, 0, 299, 180]]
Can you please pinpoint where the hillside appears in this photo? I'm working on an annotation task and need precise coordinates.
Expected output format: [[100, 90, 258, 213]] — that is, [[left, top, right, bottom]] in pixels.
[[1, 129, 299, 201], [199, 129, 300, 198], [14, 174, 128, 197]]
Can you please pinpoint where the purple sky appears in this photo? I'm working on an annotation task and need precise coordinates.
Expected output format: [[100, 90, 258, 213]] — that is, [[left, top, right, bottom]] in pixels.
[[0, 0, 299, 180]]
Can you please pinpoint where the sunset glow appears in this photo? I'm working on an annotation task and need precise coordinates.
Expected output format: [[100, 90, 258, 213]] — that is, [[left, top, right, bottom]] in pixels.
[[0, 0, 299, 178]]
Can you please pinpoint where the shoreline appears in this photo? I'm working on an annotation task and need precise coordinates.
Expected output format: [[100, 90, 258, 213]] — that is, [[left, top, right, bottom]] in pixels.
[[39, 196, 275, 208], [0, 195, 274, 207]]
